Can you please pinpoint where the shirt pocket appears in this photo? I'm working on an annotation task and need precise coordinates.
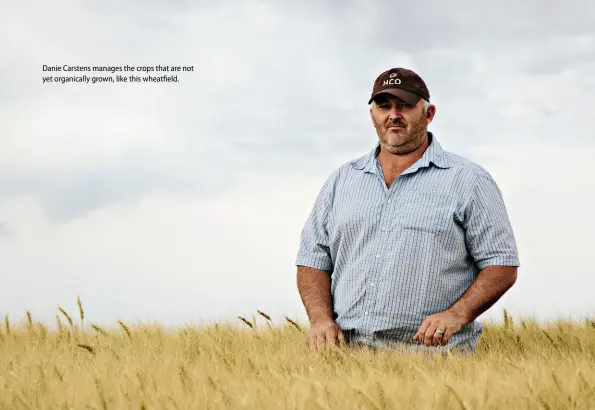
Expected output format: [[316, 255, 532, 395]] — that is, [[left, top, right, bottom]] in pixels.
[[394, 190, 453, 235]]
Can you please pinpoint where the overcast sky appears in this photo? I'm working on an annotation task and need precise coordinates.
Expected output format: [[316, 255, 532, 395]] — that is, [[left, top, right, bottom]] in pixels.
[[1, 1, 594, 330]]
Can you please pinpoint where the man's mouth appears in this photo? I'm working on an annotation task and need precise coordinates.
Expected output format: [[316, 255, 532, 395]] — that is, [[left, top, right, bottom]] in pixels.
[[388, 121, 406, 129]]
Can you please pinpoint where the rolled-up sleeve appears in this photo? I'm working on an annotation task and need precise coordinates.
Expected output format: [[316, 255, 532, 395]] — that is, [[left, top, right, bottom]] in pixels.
[[295, 173, 335, 271], [462, 172, 520, 270]]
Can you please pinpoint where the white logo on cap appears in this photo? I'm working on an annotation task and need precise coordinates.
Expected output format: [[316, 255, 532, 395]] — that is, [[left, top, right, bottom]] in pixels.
[[389, 73, 397, 78], [383, 77, 401, 86]]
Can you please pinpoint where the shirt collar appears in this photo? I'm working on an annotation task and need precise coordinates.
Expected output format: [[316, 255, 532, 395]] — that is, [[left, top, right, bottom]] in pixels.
[[351, 132, 451, 173]]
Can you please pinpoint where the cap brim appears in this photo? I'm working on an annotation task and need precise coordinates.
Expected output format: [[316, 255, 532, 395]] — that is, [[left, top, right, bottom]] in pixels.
[[368, 88, 422, 105]]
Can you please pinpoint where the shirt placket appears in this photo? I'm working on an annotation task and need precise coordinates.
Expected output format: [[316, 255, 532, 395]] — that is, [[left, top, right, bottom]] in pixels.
[[360, 162, 400, 337]]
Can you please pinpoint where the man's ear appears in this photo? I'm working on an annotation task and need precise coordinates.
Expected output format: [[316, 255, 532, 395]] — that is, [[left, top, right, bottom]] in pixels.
[[425, 104, 436, 123]]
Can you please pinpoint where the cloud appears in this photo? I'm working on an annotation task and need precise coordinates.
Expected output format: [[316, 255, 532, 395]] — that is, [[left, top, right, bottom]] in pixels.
[[0, 222, 13, 238], [0, 172, 319, 326], [367, 1, 595, 52]]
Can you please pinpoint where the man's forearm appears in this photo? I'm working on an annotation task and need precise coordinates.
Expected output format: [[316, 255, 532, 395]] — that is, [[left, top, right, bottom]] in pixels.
[[447, 265, 518, 324], [296, 265, 335, 324]]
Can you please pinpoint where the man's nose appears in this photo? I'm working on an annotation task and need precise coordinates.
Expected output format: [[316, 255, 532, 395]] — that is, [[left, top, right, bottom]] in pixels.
[[388, 108, 403, 121]]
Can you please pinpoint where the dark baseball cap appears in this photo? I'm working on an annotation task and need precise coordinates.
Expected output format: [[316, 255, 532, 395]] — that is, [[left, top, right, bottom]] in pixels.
[[368, 67, 430, 105]]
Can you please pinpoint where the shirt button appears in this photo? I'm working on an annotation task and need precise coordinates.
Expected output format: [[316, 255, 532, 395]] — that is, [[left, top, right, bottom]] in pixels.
[[387, 199, 392, 204], [382, 227, 386, 231], [376, 254, 380, 258], [364, 312, 369, 316], [370, 283, 375, 287]]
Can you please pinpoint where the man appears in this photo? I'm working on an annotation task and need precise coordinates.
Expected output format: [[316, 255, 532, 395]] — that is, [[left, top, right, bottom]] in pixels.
[[295, 67, 520, 354]]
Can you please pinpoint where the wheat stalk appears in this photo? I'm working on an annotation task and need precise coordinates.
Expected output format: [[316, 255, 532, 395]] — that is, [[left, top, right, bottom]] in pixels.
[[237, 316, 255, 331], [26, 310, 34, 335], [38, 323, 47, 339], [77, 296, 85, 327], [58, 306, 74, 329], [285, 316, 303, 332], [53, 365, 63, 382], [257, 310, 274, 332], [353, 388, 379, 409], [56, 315, 64, 334], [77, 344, 95, 355], [4, 315, 10, 336], [118, 320, 132, 340], [503, 309, 513, 329], [91, 323, 108, 336], [542, 330, 557, 347], [257, 310, 271, 322], [445, 383, 469, 410], [95, 377, 108, 410], [178, 365, 191, 391]]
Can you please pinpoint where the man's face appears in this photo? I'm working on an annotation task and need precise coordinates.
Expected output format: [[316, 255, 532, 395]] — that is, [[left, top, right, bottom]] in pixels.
[[370, 94, 436, 155]]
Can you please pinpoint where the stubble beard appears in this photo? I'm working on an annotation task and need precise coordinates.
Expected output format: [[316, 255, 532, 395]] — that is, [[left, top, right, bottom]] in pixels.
[[374, 114, 428, 156]]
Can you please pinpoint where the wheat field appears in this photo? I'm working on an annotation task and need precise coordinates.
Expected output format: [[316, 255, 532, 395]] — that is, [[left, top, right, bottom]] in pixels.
[[1, 298, 594, 409]]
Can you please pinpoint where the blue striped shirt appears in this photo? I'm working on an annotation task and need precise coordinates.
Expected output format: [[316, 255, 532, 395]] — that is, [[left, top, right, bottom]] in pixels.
[[296, 133, 520, 353]]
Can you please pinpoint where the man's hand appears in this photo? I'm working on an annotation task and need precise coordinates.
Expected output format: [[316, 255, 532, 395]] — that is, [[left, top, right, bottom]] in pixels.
[[306, 319, 346, 351], [412, 310, 469, 347]]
